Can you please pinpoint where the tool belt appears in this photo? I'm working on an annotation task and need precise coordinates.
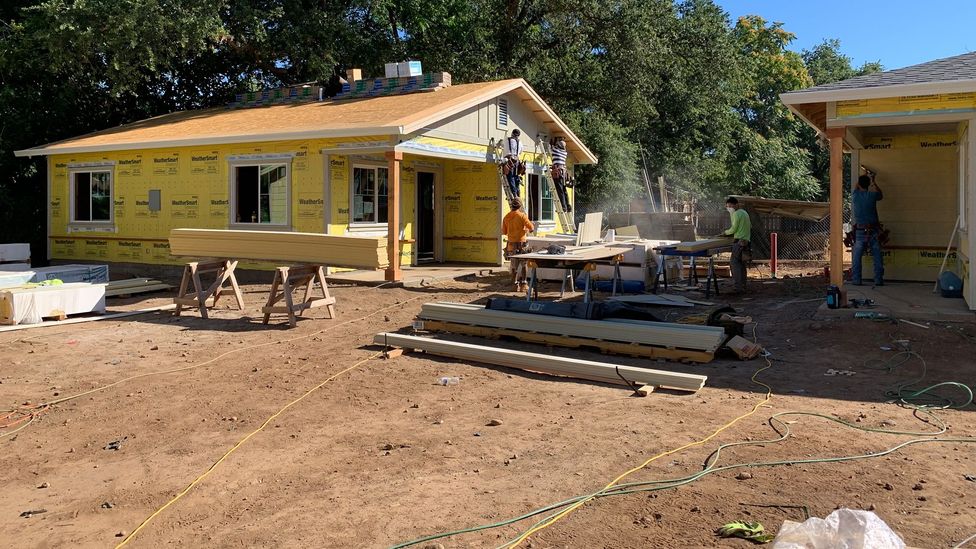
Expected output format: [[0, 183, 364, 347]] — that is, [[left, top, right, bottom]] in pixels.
[[844, 223, 890, 247], [550, 164, 566, 181]]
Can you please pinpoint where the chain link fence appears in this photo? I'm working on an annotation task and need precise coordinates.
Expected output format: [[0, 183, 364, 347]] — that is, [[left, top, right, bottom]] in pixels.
[[696, 209, 850, 261]]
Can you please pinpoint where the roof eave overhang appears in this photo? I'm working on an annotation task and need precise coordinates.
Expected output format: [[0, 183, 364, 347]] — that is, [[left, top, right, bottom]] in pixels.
[[14, 125, 405, 157], [780, 78, 976, 105]]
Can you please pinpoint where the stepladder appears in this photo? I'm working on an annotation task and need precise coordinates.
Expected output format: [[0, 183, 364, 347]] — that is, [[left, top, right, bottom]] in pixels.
[[174, 260, 245, 319], [262, 264, 336, 327]]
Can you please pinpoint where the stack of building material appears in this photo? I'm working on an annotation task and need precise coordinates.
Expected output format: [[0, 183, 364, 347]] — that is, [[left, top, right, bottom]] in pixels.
[[168, 229, 389, 270], [332, 72, 452, 100], [373, 332, 707, 392], [0, 271, 35, 288], [29, 264, 109, 284], [105, 278, 173, 297], [229, 85, 324, 108], [416, 302, 726, 362], [0, 283, 106, 325], [0, 243, 31, 272]]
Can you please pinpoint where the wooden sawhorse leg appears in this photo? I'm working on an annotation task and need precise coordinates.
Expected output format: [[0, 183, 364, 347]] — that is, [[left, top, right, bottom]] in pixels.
[[174, 260, 245, 319], [262, 264, 337, 327]]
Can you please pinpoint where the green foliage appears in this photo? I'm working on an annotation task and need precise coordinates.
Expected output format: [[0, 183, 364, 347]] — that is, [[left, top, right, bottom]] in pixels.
[[0, 0, 883, 255]]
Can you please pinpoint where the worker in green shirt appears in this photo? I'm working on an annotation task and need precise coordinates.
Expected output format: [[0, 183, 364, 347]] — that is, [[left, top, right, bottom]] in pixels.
[[722, 196, 752, 293]]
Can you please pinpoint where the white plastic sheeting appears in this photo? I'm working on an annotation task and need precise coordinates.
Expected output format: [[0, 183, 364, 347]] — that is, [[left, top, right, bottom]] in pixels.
[[771, 509, 906, 549]]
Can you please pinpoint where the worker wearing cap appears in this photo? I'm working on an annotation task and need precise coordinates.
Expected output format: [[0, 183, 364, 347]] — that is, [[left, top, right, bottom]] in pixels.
[[502, 198, 534, 290], [504, 129, 524, 198], [722, 196, 752, 294]]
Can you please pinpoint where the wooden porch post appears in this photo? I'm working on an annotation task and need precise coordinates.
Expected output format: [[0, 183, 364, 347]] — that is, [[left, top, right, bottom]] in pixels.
[[826, 127, 846, 288], [385, 150, 403, 282]]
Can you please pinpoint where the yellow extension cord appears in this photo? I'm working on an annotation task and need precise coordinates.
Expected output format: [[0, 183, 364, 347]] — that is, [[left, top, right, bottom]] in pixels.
[[507, 357, 774, 548], [115, 350, 384, 548]]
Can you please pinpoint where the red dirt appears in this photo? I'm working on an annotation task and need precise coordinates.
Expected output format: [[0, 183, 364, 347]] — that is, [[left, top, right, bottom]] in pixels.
[[1, 272, 974, 548]]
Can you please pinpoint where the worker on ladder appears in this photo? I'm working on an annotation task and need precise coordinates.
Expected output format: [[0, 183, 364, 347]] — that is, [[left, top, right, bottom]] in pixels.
[[503, 129, 524, 198], [549, 135, 572, 212]]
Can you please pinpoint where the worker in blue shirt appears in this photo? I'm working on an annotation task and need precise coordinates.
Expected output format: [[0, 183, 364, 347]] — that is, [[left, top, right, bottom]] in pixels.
[[850, 171, 884, 286]]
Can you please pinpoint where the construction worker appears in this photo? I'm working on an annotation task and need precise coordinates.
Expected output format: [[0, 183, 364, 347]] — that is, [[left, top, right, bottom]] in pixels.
[[722, 196, 752, 294], [502, 198, 534, 290], [850, 171, 885, 286], [549, 135, 572, 212], [503, 129, 524, 198]]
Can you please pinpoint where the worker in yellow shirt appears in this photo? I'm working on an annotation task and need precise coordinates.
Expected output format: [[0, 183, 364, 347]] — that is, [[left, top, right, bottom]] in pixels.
[[722, 196, 752, 294], [502, 198, 535, 290]]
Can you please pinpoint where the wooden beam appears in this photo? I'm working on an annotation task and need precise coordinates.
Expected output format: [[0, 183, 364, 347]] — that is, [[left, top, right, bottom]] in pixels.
[[827, 126, 846, 287], [168, 229, 388, 269], [372, 332, 707, 392], [386, 151, 403, 282]]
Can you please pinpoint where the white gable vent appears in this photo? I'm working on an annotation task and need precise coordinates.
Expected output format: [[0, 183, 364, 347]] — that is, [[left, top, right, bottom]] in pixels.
[[497, 98, 509, 128]]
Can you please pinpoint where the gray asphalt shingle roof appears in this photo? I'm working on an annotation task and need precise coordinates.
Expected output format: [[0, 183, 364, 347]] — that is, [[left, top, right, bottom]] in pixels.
[[790, 51, 976, 94]]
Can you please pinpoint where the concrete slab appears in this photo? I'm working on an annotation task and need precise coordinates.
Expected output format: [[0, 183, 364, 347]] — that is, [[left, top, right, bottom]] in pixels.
[[815, 282, 975, 322], [326, 264, 498, 288]]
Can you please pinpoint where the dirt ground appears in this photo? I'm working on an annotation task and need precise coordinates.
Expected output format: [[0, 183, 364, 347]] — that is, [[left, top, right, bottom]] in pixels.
[[1, 270, 975, 548]]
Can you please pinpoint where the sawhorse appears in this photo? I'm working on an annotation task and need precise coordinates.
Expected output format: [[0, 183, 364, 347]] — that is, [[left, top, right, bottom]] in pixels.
[[174, 260, 245, 319], [262, 264, 336, 327]]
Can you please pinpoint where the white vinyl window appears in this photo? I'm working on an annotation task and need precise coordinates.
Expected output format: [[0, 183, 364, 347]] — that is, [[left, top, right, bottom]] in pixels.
[[527, 174, 554, 223], [352, 166, 389, 223], [233, 164, 289, 225], [71, 170, 113, 223]]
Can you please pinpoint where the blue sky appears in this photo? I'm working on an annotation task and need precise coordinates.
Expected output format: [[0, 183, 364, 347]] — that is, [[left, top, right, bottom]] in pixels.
[[716, 1, 976, 70]]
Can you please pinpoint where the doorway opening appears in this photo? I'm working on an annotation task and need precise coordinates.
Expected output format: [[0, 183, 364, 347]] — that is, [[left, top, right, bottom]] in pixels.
[[416, 171, 436, 262]]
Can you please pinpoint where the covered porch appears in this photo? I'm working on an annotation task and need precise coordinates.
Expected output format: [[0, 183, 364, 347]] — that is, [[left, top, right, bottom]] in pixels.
[[781, 53, 976, 310]]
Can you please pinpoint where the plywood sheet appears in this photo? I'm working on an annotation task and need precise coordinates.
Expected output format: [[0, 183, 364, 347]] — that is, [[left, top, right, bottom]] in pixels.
[[580, 212, 603, 244]]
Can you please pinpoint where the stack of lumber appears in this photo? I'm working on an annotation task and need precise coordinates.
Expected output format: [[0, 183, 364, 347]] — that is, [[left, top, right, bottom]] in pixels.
[[674, 237, 734, 252], [416, 302, 725, 362], [1, 283, 106, 325], [105, 278, 173, 297], [373, 332, 707, 393], [333, 72, 451, 100], [169, 229, 389, 270]]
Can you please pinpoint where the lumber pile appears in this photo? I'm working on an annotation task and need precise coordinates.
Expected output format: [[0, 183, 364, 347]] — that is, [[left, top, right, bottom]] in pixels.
[[169, 229, 389, 270], [373, 332, 707, 393], [105, 278, 173, 297], [416, 302, 725, 362]]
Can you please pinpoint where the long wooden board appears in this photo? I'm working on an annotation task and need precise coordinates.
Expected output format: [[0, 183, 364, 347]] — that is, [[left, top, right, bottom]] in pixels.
[[418, 302, 725, 352], [674, 237, 734, 252], [372, 332, 707, 392], [169, 229, 388, 270], [419, 319, 714, 363]]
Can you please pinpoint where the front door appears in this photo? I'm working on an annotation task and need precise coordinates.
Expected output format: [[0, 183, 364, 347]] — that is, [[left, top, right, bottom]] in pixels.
[[417, 172, 435, 262]]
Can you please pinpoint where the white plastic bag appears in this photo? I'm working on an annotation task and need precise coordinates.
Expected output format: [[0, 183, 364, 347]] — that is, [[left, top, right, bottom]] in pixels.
[[771, 508, 905, 549]]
